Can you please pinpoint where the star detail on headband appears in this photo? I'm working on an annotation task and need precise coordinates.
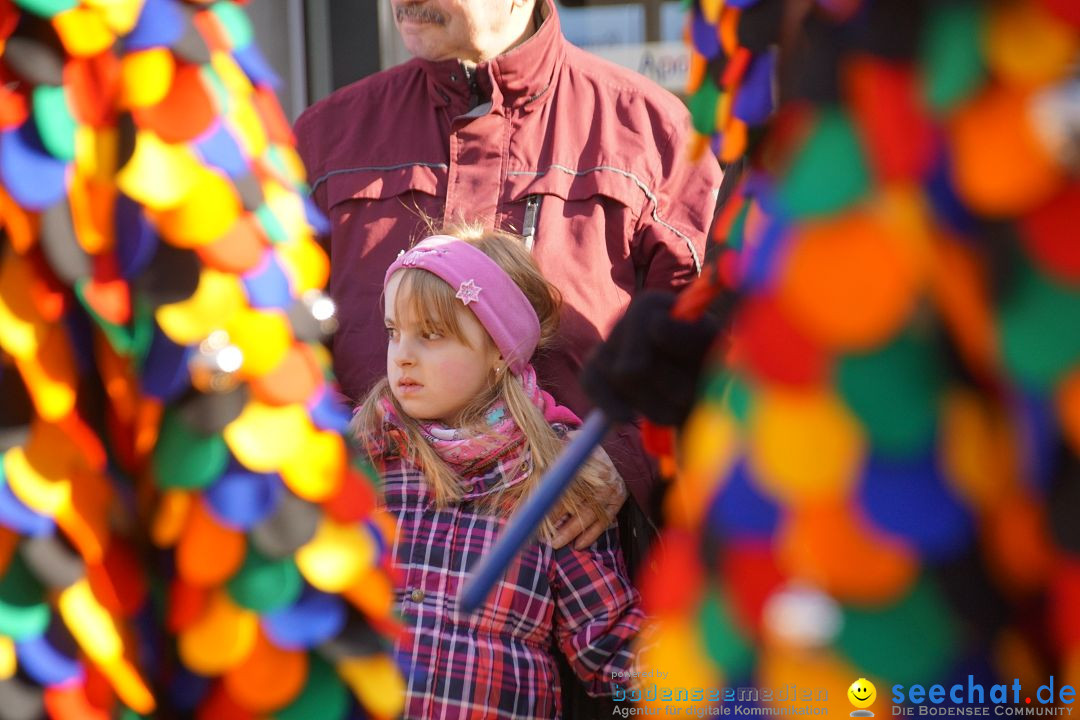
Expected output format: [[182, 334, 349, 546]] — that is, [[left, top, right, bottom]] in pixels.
[[456, 279, 483, 305]]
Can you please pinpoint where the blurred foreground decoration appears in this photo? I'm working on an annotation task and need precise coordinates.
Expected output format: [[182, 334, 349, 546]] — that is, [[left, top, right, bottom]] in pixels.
[[641, 0, 1080, 713], [0, 1, 402, 718]]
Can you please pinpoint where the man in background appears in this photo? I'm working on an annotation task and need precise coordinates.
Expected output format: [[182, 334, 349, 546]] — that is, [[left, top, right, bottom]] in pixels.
[[295, 0, 721, 550]]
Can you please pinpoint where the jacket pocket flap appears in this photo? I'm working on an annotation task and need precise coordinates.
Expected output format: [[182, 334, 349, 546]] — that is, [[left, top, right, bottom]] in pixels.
[[505, 165, 644, 211], [325, 163, 447, 207]]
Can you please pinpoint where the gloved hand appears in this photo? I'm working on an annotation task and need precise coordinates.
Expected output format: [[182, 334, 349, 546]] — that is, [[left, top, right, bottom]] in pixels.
[[581, 290, 725, 427]]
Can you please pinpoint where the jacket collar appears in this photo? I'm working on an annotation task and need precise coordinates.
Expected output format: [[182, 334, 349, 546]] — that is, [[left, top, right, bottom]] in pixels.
[[419, 0, 563, 114]]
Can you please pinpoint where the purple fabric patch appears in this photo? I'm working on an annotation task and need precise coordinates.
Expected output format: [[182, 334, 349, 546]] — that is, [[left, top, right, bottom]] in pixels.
[[733, 49, 776, 126], [691, 9, 721, 59], [0, 124, 67, 211]]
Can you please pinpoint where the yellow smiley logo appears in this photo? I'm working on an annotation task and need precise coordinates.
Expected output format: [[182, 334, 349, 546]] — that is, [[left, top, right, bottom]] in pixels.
[[848, 678, 877, 710]]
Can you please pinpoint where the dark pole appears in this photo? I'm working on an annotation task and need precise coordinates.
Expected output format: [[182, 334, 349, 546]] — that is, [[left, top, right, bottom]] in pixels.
[[304, 0, 383, 105], [644, 0, 661, 42]]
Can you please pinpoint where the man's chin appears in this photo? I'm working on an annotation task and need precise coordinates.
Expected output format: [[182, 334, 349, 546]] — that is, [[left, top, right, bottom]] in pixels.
[[398, 33, 456, 62]]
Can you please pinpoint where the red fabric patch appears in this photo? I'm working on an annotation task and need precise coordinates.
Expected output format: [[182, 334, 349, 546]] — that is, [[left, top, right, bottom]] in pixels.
[[0, 67, 28, 130], [1039, 0, 1080, 27], [323, 466, 378, 524], [64, 53, 121, 128], [845, 55, 936, 182], [88, 540, 148, 618], [132, 63, 216, 143], [640, 528, 704, 615], [197, 682, 257, 720], [720, 538, 784, 635], [1021, 181, 1080, 284], [168, 577, 211, 634], [737, 292, 829, 387], [44, 681, 111, 720], [1049, 555, 1080, 652]]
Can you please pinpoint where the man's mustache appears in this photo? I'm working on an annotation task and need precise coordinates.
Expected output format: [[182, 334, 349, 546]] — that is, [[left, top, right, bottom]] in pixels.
[[396, 4, 447, 24]]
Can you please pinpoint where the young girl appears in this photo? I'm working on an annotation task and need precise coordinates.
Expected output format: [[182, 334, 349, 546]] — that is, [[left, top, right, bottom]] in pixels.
[[352, 227, 644, 719]]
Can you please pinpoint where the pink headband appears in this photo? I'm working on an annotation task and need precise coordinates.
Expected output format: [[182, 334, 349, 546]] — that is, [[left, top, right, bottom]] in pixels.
[[383, 235, 541, 374]]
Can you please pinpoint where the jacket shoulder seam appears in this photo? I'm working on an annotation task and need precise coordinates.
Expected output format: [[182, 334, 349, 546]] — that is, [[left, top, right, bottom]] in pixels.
[[315, 62, 424, 107], [561, 46, 688, 125]]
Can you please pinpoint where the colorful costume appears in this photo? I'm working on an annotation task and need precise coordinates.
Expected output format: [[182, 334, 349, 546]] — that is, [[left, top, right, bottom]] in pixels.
[[0, 1, 400, 718], [635, 0, 1080, 713]]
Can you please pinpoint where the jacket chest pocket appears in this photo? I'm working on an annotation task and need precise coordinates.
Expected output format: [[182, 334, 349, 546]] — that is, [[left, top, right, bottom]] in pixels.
[[324, 164, 449, 260], [502, 167, 647, 290], [501, 167, 650, 326]]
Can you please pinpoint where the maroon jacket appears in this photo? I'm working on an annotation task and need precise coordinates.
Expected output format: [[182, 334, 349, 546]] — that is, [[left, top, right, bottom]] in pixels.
[[295, 1, 722, 511]]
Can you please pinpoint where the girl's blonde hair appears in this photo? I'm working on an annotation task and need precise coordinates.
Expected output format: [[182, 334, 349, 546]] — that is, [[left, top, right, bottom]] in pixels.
[[351, 223, 610, 541]]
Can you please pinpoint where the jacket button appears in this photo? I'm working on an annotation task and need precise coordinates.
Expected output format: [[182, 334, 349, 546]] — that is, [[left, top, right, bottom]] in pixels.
[[410, 588, 425, 602]]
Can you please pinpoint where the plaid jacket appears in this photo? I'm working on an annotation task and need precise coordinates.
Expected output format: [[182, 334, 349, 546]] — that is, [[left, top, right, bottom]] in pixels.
[[379, 443, 644, 719]]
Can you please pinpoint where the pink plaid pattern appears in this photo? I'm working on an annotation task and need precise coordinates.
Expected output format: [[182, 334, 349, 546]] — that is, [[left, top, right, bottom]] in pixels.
[[378, 447, 644, 719]]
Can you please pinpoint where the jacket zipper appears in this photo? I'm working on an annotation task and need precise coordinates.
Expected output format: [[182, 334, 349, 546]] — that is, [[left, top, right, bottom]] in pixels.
[[462, 62, 480, 110], [522, 195, 541, 251]]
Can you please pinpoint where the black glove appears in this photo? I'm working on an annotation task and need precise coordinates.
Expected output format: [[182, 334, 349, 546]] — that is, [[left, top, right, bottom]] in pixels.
[[581, 290, 724, 427]]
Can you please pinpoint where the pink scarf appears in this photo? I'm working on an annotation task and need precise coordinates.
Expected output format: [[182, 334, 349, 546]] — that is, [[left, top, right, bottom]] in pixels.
[[378, 365, 579, 474]]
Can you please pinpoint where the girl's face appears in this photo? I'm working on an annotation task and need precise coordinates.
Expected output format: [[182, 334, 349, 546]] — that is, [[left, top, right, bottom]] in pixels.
[[384, 271, 502, 424]]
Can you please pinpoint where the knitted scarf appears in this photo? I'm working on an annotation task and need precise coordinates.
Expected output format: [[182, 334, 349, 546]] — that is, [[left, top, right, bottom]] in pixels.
[[378, 365, 579, 475]]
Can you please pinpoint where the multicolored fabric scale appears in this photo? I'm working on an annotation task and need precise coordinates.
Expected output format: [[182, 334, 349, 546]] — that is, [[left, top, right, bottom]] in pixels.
[[645, 0, 1080, 713], [0, 1, 402, 718]]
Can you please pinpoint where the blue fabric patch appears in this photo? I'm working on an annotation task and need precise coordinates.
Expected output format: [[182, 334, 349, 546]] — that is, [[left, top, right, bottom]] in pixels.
[[739, 214, 790, 292], [1016, 390, 1057, 495], [0, 124, 68, 211], [263, 586, 347, 649], [0, 473, 55, 536], [233, 44, 281, 88], [242, 252, 293, 310], [125, 0, 184, 51], [859, 452, 974, 562], [169, 665, 211, 711], [140, 324, 191, 401], [925, 148, 978, 236], [733, 49, 776, 125], [16, 629, 82, 686], [310, 388, 352, 433], [304, 195, 331, 235], [691, 9, 721, 59], [115, 192, 160, 279], [193, 121, 250, 179], [706, 458, 781, 538], [205, 459, 284, 530]]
